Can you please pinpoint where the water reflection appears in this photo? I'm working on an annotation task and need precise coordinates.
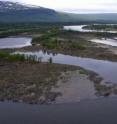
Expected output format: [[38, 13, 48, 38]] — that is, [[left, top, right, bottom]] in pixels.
[[0, 37, 32, 49], [64, 25, 117, 33], [13, 50, 117, 84]]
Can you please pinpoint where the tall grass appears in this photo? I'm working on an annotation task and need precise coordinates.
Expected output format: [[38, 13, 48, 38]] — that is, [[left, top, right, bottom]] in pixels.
[[0, 52, 37, 62]]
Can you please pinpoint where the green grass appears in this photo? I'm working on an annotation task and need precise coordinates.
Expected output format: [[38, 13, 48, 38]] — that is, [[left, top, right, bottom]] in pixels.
[[0, 23, 63, 38], [0, 51, 37, 62], [32, 28, 61, 49], [32, 28, 86, 50], [70, 42, 86, 50]]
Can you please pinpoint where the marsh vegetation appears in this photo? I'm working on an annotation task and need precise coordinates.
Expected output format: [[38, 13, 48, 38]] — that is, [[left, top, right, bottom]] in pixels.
[[0, 23, 117, 104], [83, 24, 117, 31]]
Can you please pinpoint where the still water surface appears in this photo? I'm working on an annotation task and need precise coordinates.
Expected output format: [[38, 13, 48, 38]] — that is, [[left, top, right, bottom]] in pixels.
[[64, 25, 117, 47], [0, 98, 117, 124], [64, 25, 117, 33], [0, 37, 32, 49], [14, 50, 117, 84]]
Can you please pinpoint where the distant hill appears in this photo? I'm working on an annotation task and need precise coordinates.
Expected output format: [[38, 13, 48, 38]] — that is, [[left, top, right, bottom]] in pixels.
[[67, 13, 117, 24], [0, 1, 63, 22], [0, 1, 117, 23], [0, 1, 41, 11]]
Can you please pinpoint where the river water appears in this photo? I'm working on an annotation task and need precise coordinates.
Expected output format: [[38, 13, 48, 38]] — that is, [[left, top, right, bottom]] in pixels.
[[0, 28, 117, 123], [64, 25, 117, 33], [14, 50, 117, 84], [0, 37, 32, 49], [64, 25, 117, 47], [0, 98, 117, 124]]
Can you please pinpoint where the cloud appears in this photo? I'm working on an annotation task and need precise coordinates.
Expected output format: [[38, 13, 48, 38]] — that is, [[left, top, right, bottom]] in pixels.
[[2, 0, 117, 13]]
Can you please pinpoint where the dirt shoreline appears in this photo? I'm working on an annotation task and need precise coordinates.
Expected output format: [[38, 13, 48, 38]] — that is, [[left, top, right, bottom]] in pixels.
[[0, 31, 117, 104], [0, 61, 99, 104], [0, 60, 117, 104], [2, 31, 117, 62]]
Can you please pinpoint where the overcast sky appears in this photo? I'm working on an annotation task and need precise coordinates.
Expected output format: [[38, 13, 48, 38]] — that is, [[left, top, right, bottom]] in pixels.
[[3, 0, 117, 13]]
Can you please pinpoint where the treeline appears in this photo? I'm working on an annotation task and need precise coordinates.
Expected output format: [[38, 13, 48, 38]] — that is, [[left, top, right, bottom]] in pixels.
[[83, 24, 117, 31], [0, 23, 64, 38]]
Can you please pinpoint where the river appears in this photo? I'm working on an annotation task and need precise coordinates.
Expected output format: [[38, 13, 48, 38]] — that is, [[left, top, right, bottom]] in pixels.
[[0, 37, 32, 49], [14, 50, 117, 84], [0, 98, 117, 124], [64, 25, 117, 46]]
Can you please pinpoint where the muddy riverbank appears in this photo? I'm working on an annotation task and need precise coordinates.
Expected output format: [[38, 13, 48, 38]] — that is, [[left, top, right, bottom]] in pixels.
[[0, 60, 117, 104], [0, 61, 88, 104], [0, 26, 117, 104]]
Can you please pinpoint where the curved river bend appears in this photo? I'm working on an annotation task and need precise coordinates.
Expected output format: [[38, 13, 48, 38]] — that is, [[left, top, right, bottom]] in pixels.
[[64, 25, 117, 47], [14, 50, 117, 84]]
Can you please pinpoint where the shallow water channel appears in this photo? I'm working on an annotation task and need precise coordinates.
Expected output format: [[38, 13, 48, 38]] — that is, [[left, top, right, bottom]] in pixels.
[[64, 25, 117, 47], [14, 50, 117, 84], [64, 25, 117, 33]]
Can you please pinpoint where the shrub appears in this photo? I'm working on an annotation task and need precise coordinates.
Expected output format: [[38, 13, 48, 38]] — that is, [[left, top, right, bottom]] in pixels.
[[0, 52, 37, 62], [70, 42, 86, 50]]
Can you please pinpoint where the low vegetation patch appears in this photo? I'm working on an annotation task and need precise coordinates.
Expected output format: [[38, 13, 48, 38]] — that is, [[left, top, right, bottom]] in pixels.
[[32, 28, 86, 50], [83, 24, 117, 31], [0, 61, 79, 104], [0, 51, 37, 62]]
